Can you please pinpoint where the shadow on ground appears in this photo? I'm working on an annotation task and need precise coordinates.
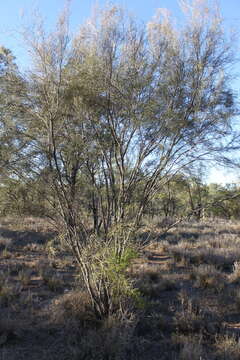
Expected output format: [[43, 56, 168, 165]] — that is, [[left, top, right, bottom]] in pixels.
[[0, 227, 56, 247]]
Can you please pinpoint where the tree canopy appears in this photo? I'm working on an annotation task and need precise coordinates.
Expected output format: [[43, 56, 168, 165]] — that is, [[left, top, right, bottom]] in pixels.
[[0, 0, 239, 318]]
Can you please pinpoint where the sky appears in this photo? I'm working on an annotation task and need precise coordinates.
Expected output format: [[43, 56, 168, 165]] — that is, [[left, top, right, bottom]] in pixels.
[[0, 0, 240, 185]]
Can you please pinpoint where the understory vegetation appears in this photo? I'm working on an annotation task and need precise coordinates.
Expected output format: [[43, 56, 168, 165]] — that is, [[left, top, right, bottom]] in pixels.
[[1, 217, 240, 359], [0, 0, 240, 358]]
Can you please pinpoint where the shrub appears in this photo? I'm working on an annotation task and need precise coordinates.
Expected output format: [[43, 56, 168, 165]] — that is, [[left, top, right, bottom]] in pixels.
[[76, 240, 142, 319]]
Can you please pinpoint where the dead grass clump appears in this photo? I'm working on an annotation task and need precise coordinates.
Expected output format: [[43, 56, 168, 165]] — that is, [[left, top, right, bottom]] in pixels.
[[138, 281, 163, 298], [211, 249, 240, 271], [159, 277, 177, 291], [171, 248, 186, 263], [36, 258, 65, 291], [0, 237, 12, 251], [35, 258, 51, 272], [0, 283, 20, 307], [215, 334, 240, 360], [8, 263, 24, 276], [170, 245, 208, 266], [19, 290, 34, 309], [234, 289, 240, 311], [138, 270, 176, 298], [155, 240, 169, 253], [1, 247, 12, 259], [0, 285, 13, 307], [135, 311, 173, 339], [143, 269, 161, 283], [45, 234, 71, 258], [18, 268, 32, 286], [191, 264, 226, 292], [69, 320, 135, 360], [175, 291, 204, 334], [141, 282, 172, 298], [229, 261, 240, 283], [137, 269, 161, 297], [0, 317, 24, 346], [45, 239, 61, 258], [41, 270, 64, 292], [23, 243, 42, 252], [179, 336, 205, 360], [51, 290, 100, 330]]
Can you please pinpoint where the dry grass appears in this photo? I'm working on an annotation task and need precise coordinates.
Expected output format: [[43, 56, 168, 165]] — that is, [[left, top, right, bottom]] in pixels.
[[229, 261, 240, 284], [50, 290, 100, 329], [179, 336, 205, 360], [18, 268, 32, 286], [215, 334, 240, 359], [190, 264, 226, 292], [1, 217, 240, 359]]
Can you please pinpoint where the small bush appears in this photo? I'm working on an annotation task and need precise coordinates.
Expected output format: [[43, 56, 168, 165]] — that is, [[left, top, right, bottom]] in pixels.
[[77, 241, 142, 319]]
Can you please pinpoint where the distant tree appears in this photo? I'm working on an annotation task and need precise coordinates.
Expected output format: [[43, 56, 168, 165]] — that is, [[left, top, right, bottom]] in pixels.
[[0, 47, 23, 175], [206, 182, 240, 219]]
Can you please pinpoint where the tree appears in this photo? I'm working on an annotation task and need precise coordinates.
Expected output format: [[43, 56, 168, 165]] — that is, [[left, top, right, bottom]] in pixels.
[[13, 1, 238, 318], [0, 47, 26, 176]]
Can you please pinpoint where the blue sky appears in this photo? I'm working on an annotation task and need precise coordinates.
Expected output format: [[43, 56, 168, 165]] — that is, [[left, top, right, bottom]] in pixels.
[[0, 0, 240, 184], [1, 0, 240, 69]]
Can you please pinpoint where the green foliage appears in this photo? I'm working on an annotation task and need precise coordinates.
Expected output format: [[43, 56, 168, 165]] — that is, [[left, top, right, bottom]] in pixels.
[[106, 247, 145, 308], [92, 245, 141, 309], [108, 247, 138, 274]]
